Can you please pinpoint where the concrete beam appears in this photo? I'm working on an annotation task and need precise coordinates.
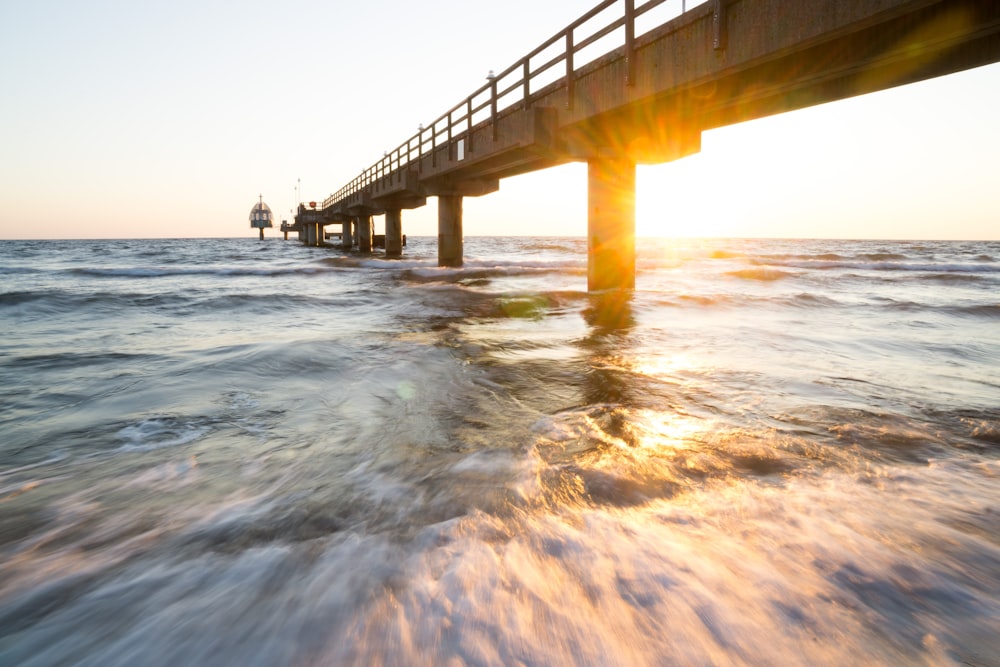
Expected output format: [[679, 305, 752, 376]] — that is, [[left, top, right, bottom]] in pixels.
[[370, 169, 424, 203], [425, 177, 500, 199], [373, 194, 427, 210]]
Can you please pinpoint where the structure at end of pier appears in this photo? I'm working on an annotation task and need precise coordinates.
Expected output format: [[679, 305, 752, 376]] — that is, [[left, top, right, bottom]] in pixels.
[[249, 195, 273, 241]]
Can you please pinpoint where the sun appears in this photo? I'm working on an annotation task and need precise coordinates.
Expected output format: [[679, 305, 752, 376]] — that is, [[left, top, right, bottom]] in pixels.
[[635, 157, 749, 238], [635, 155, 738, 237]]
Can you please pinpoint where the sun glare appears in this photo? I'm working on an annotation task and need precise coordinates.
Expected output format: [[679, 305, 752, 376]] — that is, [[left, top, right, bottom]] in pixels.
[[636, 158, 749, 238], [631, 353, 697, 378]]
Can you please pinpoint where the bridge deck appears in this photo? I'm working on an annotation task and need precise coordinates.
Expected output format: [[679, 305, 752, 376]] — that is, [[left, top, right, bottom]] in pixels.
[[313, 0, 1000, 220]]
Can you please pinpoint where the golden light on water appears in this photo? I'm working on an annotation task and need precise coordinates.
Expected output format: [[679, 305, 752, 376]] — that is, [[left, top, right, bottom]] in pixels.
[[630, 352, 698, 379], [633, 410, 709, 452]]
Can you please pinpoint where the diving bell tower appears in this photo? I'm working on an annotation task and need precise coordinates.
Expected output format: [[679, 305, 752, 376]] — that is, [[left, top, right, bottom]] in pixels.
[[249, 195, 274, 240]]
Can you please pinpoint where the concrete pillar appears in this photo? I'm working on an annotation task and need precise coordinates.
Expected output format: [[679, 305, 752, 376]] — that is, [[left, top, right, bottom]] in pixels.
[[587, 158, 636, 291], [342, 220, 353, 249], [357, 215, 373, 253], [438, 195, 463, 267], [258, 227, 265, 241], [385, 208, 403, 257], [304, 223, 315, 245], [313, 223, 322, 247]]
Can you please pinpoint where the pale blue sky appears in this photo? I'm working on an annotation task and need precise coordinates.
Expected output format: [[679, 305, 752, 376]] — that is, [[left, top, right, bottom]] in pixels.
[[1, 0, 997, 240]]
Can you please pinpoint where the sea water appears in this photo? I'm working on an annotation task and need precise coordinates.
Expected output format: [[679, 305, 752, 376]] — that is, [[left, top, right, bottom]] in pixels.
[[0, 236, 997, 666]]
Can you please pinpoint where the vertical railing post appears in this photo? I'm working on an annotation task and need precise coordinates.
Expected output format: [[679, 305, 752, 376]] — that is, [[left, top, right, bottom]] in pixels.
[[713, 0, 727, 50], [522, 58, 531, 110], [566, 30, 575, 110], [467, 97, 474, 153], [447, 110, 453, 161], [432, 121, 437, 168], [625, 0, 635, 86], [490, 73, 498, 142], [418, 127, 424, 173]]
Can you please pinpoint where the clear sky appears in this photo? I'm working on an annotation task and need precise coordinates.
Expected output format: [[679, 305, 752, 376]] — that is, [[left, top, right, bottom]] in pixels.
[[1, 0, 997, 240]]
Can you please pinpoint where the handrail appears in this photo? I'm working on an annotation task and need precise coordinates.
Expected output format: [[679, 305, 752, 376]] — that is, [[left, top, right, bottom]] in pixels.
[[323, 0, 703, 209]]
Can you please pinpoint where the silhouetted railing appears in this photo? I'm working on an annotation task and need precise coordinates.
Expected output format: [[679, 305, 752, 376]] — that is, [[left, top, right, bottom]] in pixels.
[[323, 0, 709, 209]]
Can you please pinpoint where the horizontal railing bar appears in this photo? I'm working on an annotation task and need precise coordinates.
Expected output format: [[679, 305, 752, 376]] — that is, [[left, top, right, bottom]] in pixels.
[[531, 51, 569, 81], [636, 0, 671, 18], [574, 15, 627, 54]]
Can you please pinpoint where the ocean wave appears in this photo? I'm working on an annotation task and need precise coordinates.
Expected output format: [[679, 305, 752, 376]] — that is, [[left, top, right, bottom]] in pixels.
[[5, 289, 378, 316], [945, 303, 1000, 319], [858, 252, 909, 261], [914, 272, 989, 283], [116, 417, 212, 452], [757, 259, 999, 275], [465, 256, 585, 272], [5, 351, 165, 372], [726, 268, 794, 281], [756, 252, 851, 262], [400, 262, 584, 284], [0, 291, 50, 306], [967, 420, 1000, 444], [0, 266, 44, 276], [0, 290, 200, 317], [788, 292, 841, 307], [192, 292, 378, 312], [331, 254, 583, 276], [652, 292, 842, 310], [66, 265, 338, 278], [889, 262, 998, 274], [923, 409, 1000, 447], [674, 293, 731, 307], [353, 257, 436, 271]]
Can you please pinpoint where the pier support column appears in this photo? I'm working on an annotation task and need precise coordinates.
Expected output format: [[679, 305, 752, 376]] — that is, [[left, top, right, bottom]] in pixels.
[[342, 220, 353, 249], [588, 157, 636, 291], [357, 215, 373, 253], [385, 208, 403, 257], [438, 195, 463, 267], [313, 223, 323, 247]]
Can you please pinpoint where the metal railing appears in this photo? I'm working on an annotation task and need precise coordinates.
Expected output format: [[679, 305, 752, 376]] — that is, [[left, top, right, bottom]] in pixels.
[[323, 0, 708, 209]]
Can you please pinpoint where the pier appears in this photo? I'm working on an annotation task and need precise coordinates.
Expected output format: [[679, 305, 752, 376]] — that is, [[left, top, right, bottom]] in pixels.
[[293, 0, 1000, 290]]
